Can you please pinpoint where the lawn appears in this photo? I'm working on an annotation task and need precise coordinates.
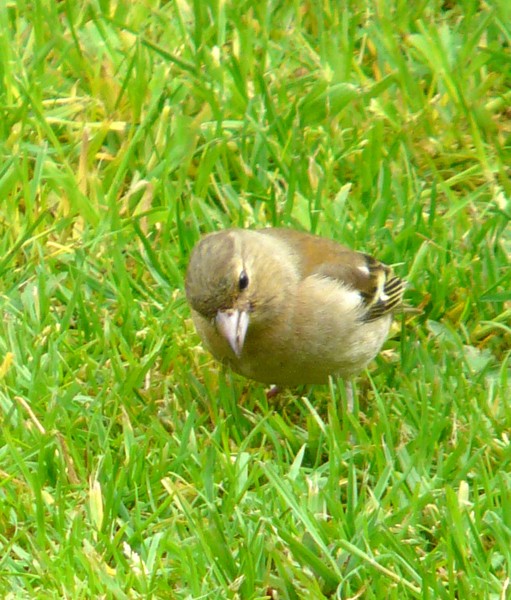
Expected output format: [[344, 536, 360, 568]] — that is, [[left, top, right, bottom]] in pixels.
[[0, 0, 510, 598]]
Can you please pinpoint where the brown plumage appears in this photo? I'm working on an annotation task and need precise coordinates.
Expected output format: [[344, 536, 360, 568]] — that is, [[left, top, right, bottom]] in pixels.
[[185, 228, 405, 386]]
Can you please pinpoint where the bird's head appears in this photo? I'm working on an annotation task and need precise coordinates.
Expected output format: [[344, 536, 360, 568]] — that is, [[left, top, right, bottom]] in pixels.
[[185, 229, 297, 357]]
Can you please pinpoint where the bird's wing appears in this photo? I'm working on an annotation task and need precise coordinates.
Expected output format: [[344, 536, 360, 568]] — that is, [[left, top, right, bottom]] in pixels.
[[260, 228, 405, 322]]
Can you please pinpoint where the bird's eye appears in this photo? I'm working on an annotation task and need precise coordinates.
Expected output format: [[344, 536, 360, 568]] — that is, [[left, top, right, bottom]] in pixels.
[[238, 270, 249, 291]]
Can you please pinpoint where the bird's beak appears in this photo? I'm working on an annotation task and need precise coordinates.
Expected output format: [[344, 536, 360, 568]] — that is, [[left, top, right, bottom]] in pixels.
[[215, 309, 249, 358]]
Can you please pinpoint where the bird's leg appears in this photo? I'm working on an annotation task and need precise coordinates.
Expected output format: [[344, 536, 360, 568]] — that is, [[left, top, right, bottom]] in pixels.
[[266, 385, 281, 400], [344, 379, 354, 413]]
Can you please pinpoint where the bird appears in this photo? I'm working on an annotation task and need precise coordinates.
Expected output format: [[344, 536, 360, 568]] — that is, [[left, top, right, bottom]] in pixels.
[[185, 227, 405, 390]]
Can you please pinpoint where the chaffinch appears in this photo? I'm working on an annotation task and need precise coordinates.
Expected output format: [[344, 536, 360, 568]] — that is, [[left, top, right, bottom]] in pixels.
[[185, 228, 405, 387]]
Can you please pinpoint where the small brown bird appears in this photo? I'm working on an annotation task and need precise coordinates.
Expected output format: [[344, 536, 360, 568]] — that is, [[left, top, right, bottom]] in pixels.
[[185, 228, 405, 387]]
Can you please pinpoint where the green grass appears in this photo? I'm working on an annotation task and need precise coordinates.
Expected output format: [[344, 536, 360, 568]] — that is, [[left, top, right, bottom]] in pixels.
[[0, 0, 510, 597]]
